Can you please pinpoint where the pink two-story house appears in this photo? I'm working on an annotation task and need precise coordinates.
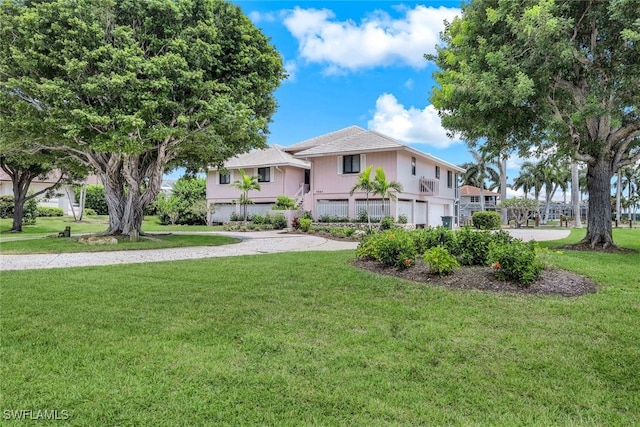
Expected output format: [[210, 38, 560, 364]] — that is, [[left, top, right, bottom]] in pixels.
[[207, 126, 465, 227]]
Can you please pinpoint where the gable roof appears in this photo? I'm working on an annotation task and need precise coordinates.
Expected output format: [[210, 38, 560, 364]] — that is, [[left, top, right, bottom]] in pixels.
[[460, 185, 500, 197], [289, 126, 465, 173], [212, 145, 310, 170]]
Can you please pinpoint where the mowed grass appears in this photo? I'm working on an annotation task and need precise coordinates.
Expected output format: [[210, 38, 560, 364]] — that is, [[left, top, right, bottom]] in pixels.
[[0, 216, 230, 254], [0, 215, 220, 238], [1, 231, 639, 425]]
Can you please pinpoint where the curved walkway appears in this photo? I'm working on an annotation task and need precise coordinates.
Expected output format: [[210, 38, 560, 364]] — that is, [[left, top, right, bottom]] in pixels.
[[0, 229, 570, 271]]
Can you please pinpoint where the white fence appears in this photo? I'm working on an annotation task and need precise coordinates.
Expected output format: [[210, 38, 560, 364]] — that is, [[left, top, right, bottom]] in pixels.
[[355, 199, 389, 220], [316, 200, 349, 219]]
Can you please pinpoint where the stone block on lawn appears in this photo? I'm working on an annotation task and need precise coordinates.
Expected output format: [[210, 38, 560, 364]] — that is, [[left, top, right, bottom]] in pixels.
[[78, 236, 118, 245]]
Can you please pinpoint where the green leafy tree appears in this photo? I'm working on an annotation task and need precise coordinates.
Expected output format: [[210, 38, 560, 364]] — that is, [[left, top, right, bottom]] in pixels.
[[429, 0, 640, 249], [349, 165, 375, 228], [372, 167, 403, 217], [233, 169, 261, 221], [0, 0, 284, 236]]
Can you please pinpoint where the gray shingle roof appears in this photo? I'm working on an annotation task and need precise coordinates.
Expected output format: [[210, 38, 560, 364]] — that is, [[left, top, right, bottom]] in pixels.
[[283, 125, 366, 153], [214, 145, 310, 170]]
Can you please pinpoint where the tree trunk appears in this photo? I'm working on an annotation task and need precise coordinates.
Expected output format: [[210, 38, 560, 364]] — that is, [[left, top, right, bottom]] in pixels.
[[579, 157, 615, 248], [499, 155, 508, 224], [615, 170, 622, 224], [11, 193, 26, 232], [571, 162, 582, 228], [92, 153, 164, 236]]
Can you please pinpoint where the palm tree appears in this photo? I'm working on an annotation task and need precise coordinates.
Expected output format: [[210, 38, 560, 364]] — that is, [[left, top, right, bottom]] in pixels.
[[536, 159, 570, 225], [511, 167, 537, 199], [618, 164, 640, 221], [349, 165, 375, 228], [373, 167, 403, 218], [233, 169, 261, 221]]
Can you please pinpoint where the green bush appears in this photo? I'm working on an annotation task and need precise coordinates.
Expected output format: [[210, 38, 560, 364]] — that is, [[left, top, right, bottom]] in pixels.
[[374, 229, 417, 270], [156, 177, 207, 225], [84, 208, 97, 216], [356, 232, 384, 260], [423, 246, 460, 276], [397, 214, 408, 224], [412, 226, 456, 255], [271, 213, 287, 230], [273, 195, 296, 210], [0, 195, 15, 219], [472, 211, 502, 230], [37, 206, 64, 217], [251, 213, 266, 225], [379, 216, 395, 231], [489, 240, 543, 286], [23, 195, 38, 225], [74, 185, 108, 215], [452, 227, 494, 266], [299, 218, 312, 232]]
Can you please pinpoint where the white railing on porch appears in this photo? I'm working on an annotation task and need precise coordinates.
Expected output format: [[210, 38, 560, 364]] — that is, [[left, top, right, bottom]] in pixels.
[[317, 200, 349, 218], [419, 178, 439, 195], [355, 199, 390, 220]]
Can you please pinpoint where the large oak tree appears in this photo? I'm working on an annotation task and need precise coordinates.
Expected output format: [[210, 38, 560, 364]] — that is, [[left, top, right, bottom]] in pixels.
[[429, 0, 640, 248], [0, 0, 284, 236]]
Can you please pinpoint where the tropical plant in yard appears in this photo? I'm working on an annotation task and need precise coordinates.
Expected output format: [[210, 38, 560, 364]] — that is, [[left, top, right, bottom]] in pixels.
[[233, 169, 261, 221], [349, 165, 375, 228], [460, 149, 500, 212], [373, 167, 403, 218]]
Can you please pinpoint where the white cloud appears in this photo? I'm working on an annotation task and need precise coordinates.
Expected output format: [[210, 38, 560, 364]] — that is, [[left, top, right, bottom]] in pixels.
[[368, 93, 460, 149], [404, 78, 414, 90], [248, 11, 277, 23], [283, 6, 460, 73], [284, 60, 297, 82]]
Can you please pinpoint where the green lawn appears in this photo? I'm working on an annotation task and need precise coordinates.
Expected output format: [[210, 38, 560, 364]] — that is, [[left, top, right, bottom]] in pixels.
[[0, 215, 220, 238], [0, 216, 229, 254], [1, 230, 639, 425]]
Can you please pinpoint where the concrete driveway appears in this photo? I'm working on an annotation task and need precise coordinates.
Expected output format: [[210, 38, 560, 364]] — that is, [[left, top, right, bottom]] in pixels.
[[0, 228, 570, 271]]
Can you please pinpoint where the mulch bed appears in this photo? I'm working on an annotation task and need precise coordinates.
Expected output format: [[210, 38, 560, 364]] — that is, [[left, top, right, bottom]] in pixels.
[[353, 259, 599, 297]]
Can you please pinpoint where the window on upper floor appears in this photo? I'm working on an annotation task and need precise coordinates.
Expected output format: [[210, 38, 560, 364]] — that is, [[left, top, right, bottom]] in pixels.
[[257, 167, 270, 182], [219, 173, 230, 184], [470, 196, 480, 203], [447, 170, 453, 188], [411, 157, 416, 176], [435, 165, 440, 179], [343, 155, 361, 174]]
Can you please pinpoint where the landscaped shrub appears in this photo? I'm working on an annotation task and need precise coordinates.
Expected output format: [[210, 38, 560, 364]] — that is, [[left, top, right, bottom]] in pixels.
[[291, 216, 301, 230], [397, 214, 408, 224], [251, 213, 266, 225], [374, 229, 417, 270], [229, 211, 243, 222], [299, 218, 312, 232], [37, 206, 64, 217], [472, 211, 502, 230], [356, 232, 385, 260], [272, 195, 296, 210], [357, 209, 368, 223], [0, 195, 15, 219], [412, 226, 456, 255], [157, 177, 207, 225], [379, 216, 395, 230], [271, 213, 287, 230], [423, 246, 460, 276], [318, 214, 350, 223], [84, 208, 97, 216], [23, 195, 38, 225], [488, 240, 543, 286], [452, 226, 494, 266], [74, 185, 108, 215]]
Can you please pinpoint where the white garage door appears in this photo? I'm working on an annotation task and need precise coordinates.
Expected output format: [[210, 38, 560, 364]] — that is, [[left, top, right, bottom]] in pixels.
[[428, 203, 446, 227], [415, 201, 427, 225], [397, 200, 413, 223], [211, 203, 236, 223]]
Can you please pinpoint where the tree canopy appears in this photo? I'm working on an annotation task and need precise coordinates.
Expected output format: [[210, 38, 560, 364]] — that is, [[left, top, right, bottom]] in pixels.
[[0, 0, 285, 235], [429, 0, 640, 248]]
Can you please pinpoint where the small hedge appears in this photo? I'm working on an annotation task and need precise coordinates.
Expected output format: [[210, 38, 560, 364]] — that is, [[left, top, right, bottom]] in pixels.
[[472, 211, 502, 230], [357, 226, 543, 286], [37, 206, 64, 217]]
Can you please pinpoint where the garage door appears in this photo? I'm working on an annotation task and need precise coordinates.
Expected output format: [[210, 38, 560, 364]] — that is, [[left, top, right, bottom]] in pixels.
[[397, 200, 413, 223], [428, 203, 446, 227], [211, 203, 236, 224], [415, 201, 427, 225]]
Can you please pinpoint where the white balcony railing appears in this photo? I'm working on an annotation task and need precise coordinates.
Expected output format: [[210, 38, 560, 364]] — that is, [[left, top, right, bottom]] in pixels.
[[419, 178, 439, 196]]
